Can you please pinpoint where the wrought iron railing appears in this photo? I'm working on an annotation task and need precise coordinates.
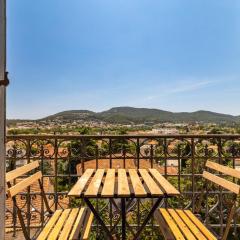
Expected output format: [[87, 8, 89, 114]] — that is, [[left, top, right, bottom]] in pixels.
[[5, 134, 240, 239]]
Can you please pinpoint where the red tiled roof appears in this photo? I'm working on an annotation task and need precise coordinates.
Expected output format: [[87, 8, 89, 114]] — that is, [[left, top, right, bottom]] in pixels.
[[77, 158, 178, 175]]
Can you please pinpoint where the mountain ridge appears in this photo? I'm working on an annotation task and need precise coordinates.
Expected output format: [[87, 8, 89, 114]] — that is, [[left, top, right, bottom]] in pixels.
[[32, 107, 240, 124]]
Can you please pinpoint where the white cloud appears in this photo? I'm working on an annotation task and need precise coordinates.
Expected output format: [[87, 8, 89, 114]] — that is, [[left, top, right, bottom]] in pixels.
[[168, 80, 214, 94], [139, 77, 220, 104]]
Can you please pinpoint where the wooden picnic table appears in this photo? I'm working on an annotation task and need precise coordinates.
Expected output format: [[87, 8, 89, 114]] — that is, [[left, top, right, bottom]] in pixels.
[[68, 168, 180, 240]]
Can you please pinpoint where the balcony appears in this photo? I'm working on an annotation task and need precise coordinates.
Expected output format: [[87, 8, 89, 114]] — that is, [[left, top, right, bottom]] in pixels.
[[5, 134, 240, 239]]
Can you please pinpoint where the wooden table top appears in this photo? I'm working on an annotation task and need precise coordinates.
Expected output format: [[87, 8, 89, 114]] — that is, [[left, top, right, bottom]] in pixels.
[[68, 168, 180, 198]]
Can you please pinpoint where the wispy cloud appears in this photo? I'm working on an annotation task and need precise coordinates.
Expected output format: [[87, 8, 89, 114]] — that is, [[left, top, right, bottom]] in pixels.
[[168, 80, 214, 94], [139, 78, 219, 104]]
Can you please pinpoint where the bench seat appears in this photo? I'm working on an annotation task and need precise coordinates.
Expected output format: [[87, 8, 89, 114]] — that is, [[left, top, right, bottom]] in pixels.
[[37, 207, 93, 240], [155, 208, 217, 240], [6, 161, 94, 240]]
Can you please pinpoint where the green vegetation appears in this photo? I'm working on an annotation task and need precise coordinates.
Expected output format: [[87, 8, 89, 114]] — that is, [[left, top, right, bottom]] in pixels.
[[7, 122, 240, 136], [39, 107, 240, 124]]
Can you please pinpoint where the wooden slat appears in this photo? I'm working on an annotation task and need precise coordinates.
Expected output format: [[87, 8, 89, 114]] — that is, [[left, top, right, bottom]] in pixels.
[[85, 169, 105, 197], [154, 209, 176, 239], [101, 169, 115, 197], [36, 210, 63, 240], [6, 161, 39, 182], [69, 208, 86, 240], [149, 168, 180, 195], [7, 171, 42, 197], [168, 209, 197, 240], [82, 212, 94, 240], [203, 171, 240, 194], [68, 169, 94, 196], [128, 169, 147, 197], [206, 161, 240, 179], [184, 210, 217, 240], [176, 209, 207, 240], [118, 169, 130, 197], [47, 209, 71, 240], [138, 169, 163, 196], [159, 209, 185, 240], [58, 208, 80, 240]]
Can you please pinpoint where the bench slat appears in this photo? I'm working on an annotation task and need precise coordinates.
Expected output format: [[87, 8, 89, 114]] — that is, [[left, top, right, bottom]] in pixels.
[[36, 210, 63, 240], [85, 169, 105, 197], [206, 161, 240, 179], [7, 171, 42, 197], [118, 169, 130, 197], [6, 161, 39, 182], [59, 208, 80, 240], [203, 171, 240, 194], [82, 212, 94, 240], [184, 210, 217, 240], [139, 169, 163, 196], [168, 209, 197, 240], [176, 209, 207, 240], [149, 168, 180, 195], [128, 169, 147, 197], [159, 209, 185, 240], [37, 208, 93, 240], [69, 208, 86, 240], [101, 169, 115, 197], [157, 209, 218, 240], [68, 169, 94, 196], [47, 208, 71, 240]]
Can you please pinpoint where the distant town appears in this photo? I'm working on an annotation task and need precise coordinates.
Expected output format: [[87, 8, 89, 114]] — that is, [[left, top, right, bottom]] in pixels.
[[6, 119, 240, 136], [7, 107, 240, 135]]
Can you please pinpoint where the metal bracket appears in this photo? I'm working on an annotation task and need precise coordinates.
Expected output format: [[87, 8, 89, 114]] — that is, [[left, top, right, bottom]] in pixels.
[[0, 71, 9, 86]]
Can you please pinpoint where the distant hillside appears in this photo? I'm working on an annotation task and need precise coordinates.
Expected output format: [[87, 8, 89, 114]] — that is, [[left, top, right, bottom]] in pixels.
[[35, 107, 239, 124], [42, 110, 96, 121]]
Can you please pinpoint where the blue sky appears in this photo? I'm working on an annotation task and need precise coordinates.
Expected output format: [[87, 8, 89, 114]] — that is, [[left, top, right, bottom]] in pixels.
[[7, 0, 240, 119]]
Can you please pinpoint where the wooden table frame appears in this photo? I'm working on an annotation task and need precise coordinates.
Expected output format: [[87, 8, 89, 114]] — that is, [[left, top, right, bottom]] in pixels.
[[68, 168, 180, 240]]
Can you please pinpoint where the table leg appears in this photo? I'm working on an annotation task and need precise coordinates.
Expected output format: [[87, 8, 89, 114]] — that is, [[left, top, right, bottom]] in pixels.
[[110, 199, 136, 237], [84, 198, 114, 240], [133, 197, 163, 240], [121, 198, 126, 240]]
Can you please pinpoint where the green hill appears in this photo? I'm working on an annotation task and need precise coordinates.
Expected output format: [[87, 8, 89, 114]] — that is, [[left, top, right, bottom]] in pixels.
[[41, 110, 96, 121], [37, 107, 239, 124]]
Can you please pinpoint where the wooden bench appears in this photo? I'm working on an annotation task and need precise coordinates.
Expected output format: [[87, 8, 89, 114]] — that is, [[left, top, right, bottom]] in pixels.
[[155, 160, 240, 240], [6, 161, 94, 240]]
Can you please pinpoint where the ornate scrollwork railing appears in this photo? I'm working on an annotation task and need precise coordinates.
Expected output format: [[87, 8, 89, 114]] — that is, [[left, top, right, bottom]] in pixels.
[[5, 134, 240, 239]]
